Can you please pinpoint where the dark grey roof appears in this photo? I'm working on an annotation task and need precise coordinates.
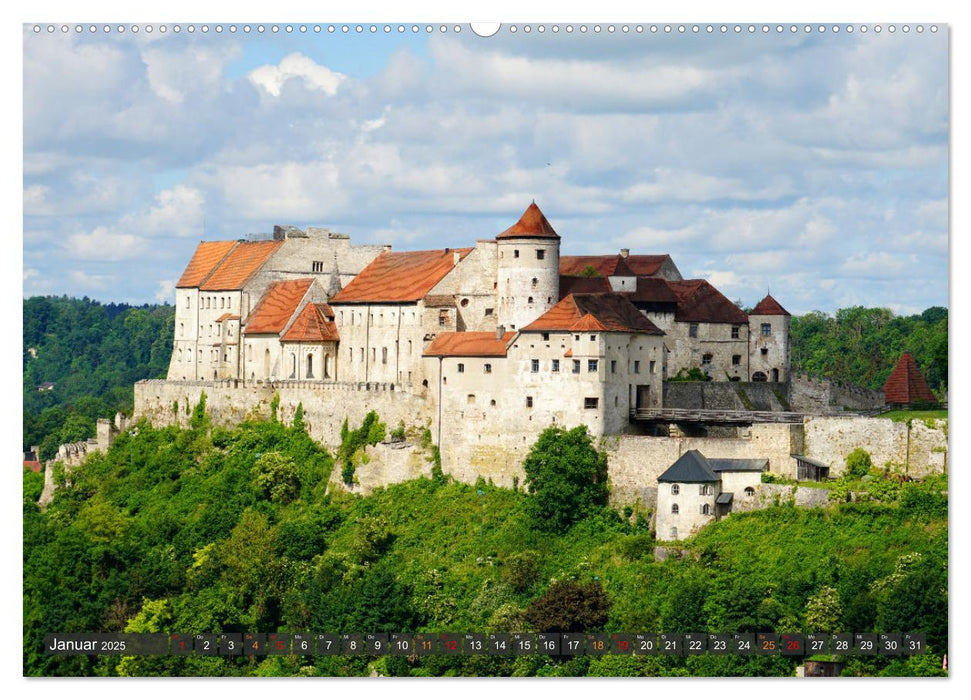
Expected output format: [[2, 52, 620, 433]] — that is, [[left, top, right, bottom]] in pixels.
[[657, 450, 719, 483], [793, 454, 830, 469], [708, 458, 769, 473], [715, 492, 734, 505]]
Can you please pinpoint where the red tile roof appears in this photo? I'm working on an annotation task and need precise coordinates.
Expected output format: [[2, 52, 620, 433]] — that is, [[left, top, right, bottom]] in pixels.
[[423, 331, 517, 357], [667, 280, 748, 324], [560, 254, 673, 277], [281, 303, 340, 343], [244, 279, 314, 335], [23, 460, 42, 473], [200, 240, 283, 291], [751, 294, 791, 317], [883, 352, 937, 404], [522, 294, 664, 334], [330, 248, 472, 303], [215, 313, 240, 323], [176, 241, 237, 288], [628, 277, 679, 305], [496, 203, 560, 240], [559, 275, 612, 297]]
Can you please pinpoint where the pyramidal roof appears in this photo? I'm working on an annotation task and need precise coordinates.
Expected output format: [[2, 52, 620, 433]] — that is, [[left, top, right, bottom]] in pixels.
[[751, 294, 791, 317], [496, 202, 560, 240], [883, 352, 937, 404], [657, 450, 719, 483]]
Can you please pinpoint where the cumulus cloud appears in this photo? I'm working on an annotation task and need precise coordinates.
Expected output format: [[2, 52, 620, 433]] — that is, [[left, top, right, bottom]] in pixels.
[[154, 280, 175, 303], [65, 227, 146, 262], [248, 53, 345, 97]]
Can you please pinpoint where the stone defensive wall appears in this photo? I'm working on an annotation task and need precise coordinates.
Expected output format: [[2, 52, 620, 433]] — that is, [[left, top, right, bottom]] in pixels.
[[790, 372, 885, 413], [663, 380, 791, 412], [134, 379, 433, 447]]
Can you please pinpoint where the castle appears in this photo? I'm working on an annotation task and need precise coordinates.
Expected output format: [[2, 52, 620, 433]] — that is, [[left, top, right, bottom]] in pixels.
[[167, 202, 792, 444]]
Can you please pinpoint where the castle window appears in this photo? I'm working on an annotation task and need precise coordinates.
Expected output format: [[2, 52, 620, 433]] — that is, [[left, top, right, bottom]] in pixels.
[[588, 360, 598, 372], [179, 322, 184, 336], [484, 308, 494, 317], [528, 297, 534, 304], [382, 347, 388, 364], [689, 323, 699, 338], [461, 298, 469, 307], [610, 360, 617, 374], [761, 348, 769, 356], [671, 504, 679, 515], [312, 260, 324, 273], [532, 277, 538, 287], [484, 363, 492, 374], [360, 348, 364, 361], [744, 486, 755, 497], [547, 297, 552, 304], [408, 340, 413, 356], [584, 397, 599, 409], [185, 297, 190, 309], [752, 371, 767, 382], [761, 323, 771, 336], [514, 249, 520, 258], [669, 527, 678, 538], [671, 484, 680, 495], [700, 484, 713, 496], [573, 360, 581, 374], [650, 360, 656, 374], [732, 354, 742, 365], [634, 360, 640, 374], [531, 359, 539, 373], [702, 353, 713, 365], [467, 394, 476, 405], [490, 399, 496, 406], [439, 310, 448, 327], [551, 360, 560, 373], [458, 363, 465, 373], [422, 379, 429, 388], [526, 396, 533, 408], [220, 298, 225, 309], [575, 335, 580, 341], [702, 503, 711, 515], [536, 249, 545, 260], [731, 325, 740, 339], [542, 333, 550, 341], [178, 348, 183, 362], [590, 335, 596, 341]]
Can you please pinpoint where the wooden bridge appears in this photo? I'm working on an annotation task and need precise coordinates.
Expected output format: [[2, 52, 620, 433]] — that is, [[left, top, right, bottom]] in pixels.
[[630, 407, 806, 424]]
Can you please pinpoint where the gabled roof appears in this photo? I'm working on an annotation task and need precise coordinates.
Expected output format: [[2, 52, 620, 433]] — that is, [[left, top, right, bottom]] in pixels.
[[667, 279, 748, 324], [522, 293, 664, 334], [281, 303, 339, 343], [560, 254, 674, 278], [423, 331, 517, 357], [215, 313, 240, 323], [658, 450, 719, 483], [330, 248, 472, 303], [496, 203, 560, 240], [200, 240, 283, 291], [176, 241, 237, 288], [628, 277, 679, 305], [244, 279, 314, 335], [883, 352, 937, 404], [751, 294, 791, 317], [708, 458, 769, 473], [559, 275, 611, 298]]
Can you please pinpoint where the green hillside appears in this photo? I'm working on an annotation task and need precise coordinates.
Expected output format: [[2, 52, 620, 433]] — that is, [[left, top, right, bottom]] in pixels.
[[23, 411, 947, 678]]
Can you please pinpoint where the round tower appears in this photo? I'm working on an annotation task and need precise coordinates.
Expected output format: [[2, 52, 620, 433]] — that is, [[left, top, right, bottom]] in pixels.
[[495, 202, 561, 330]]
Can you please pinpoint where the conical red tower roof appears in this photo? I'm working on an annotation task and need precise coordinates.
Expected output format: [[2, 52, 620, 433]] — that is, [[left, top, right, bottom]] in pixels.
[[751, 294, 790, 316], [883, 352, 937, 404], [496, 202, 560, 240]]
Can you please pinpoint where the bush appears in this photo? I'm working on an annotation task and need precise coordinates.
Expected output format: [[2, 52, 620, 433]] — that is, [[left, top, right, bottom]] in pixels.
[[668, 367, 710, 382], [253, 452, 300, 504], [525, 580, 610, 633], [501, 550, 541, 592], [845, 448, 873, 478], [522, 426, 609, 532]]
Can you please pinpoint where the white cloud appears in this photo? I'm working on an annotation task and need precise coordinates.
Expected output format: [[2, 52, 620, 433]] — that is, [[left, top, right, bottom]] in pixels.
[[248, 53, 345, 98], [65, 227, 146, 262], [23, 185, 50, 215], [68, 270, 114, 290], [23, 268, 40, 282], [127, 185, 206, 238], [154, 280, 175, 303]]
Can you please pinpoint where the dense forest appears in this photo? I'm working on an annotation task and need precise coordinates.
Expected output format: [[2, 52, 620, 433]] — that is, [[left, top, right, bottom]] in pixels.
[[22, 296, 174, 459], [23, 409, 947, 677], [790, 306, 948, 397]]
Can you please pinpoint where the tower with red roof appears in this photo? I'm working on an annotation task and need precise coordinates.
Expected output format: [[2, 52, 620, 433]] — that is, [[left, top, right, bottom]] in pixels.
[[883, 352, 938, 406], [749, 293, 791, 383], [495, 202, 561, 331]]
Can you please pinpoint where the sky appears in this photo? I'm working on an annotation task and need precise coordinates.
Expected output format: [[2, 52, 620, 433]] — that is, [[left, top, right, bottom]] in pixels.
[[22, 23, 948, 315]]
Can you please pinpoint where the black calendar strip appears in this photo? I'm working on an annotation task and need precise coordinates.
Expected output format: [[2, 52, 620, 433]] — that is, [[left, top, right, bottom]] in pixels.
[[44, 632, 927, 657]]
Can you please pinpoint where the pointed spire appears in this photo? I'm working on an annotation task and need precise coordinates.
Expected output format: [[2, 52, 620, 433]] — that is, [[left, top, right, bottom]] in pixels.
[[496, 202, 560, 240], [883, 352, 937, 405]]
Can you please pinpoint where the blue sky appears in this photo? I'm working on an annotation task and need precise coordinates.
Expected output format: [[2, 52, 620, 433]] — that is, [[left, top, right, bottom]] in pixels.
[[22, 23, 948, 315]]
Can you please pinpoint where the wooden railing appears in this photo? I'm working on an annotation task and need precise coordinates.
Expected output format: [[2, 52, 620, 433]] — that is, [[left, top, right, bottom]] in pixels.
[[630, 407, 805, 424]]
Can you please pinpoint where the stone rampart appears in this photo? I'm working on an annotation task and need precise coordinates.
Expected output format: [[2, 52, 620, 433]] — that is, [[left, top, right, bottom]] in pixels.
[[663, 381, 790, 412]]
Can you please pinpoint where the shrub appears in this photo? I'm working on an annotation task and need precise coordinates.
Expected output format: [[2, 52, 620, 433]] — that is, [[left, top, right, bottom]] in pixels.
[[253, 452, 300, 504], [502, 550, 541, 592], [845, 448, 873, 478], [522, 426, 609, 532], [525, 580, 610, 633], [668, 367, 710, 382]]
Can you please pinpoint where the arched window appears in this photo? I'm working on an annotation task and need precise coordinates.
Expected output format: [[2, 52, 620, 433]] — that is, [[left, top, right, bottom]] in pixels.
[[671, 484, 680, 495], [671, 503, 679, 515], [307, 353, 314, 379], [179, 322, 184, 336], [700, 484, 713, 496], [264, 349, 271, 379], [702, 503, 711, 515], [744, 486, 755, 497], [422, 379, 429, 388], [752, 371, 768, 382], [178, 348, 183, 362]]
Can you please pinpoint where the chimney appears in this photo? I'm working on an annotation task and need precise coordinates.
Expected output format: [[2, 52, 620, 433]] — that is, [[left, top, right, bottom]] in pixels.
[[620, 248, 630, 259], [496, 324, 505, 340], [453, 251, 461, 265]]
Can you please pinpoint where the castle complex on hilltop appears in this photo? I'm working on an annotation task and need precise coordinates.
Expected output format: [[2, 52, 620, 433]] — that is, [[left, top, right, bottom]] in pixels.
[[167, 202, 792, 441]]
